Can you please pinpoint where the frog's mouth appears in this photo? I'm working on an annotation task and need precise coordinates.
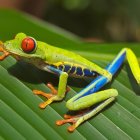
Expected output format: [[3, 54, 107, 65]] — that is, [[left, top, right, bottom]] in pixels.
[[0, 41, 10, 61]]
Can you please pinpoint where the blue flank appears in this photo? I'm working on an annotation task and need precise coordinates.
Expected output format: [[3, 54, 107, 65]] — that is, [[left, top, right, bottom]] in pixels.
[[75, 51, 126, 99], [83, 69, 96, 76], [64, 65, 71, 72], [48, 65, 62, 75], [76, 67, 83, 75], [69, 66, 76, 73]]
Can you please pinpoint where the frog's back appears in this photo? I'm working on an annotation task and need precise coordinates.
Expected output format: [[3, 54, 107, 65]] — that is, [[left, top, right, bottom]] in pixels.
[[43, 42, 92, 66], [42, 42, 99, 78]]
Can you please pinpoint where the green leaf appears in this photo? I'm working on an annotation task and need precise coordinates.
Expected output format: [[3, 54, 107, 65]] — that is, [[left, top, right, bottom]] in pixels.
[[0, 9, 140, 140]]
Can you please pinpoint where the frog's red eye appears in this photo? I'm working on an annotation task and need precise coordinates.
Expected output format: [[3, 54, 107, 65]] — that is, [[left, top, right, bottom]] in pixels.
[[21, 37, 36, 53]]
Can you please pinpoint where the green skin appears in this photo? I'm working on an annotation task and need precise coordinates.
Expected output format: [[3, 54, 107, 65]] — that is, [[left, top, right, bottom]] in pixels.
[[4, 33, 111, 77], [2, 33, 140, 132], [4, 33, 113, 101]]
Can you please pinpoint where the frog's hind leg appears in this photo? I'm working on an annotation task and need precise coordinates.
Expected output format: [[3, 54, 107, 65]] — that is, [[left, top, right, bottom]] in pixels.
[[56, 48, 140, 132], [56, 95, 116, 132]]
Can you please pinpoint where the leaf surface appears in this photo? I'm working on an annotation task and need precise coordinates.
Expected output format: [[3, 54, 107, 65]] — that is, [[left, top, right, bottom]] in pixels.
[[0, 9, 140, 140]]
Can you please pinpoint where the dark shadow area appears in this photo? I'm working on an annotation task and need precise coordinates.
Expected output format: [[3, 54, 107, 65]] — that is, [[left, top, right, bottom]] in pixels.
[[7, 61, 89, 88], [125, 63, 140, 95], [8, 61, 58, 85]]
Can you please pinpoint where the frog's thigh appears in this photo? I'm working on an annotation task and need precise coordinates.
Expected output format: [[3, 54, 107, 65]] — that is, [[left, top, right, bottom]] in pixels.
[[66, 89, 118, 111]]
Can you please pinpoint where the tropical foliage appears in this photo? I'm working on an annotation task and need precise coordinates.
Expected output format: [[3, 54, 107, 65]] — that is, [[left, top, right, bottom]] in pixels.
[[0, 9, 140, 140]]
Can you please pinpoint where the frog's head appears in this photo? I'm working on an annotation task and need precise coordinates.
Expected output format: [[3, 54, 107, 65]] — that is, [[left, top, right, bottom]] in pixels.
[[3, 33, 46, 61]]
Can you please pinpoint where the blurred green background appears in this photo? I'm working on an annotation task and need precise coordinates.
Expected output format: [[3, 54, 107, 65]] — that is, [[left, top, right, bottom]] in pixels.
[[1, 0, 140, 42], [0, 1, 140, 140]]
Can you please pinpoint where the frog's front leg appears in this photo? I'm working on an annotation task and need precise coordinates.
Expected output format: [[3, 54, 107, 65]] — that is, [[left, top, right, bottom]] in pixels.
[[0, 41, 10, 60], [33, 66, 69, 108]]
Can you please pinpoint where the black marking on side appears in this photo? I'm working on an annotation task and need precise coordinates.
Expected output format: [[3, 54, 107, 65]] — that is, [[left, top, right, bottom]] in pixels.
[[92, 71, 97, 77], [58, 65, 64, 71]]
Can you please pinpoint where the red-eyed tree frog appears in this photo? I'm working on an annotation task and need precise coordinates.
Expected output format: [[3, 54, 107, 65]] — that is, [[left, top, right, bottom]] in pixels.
[[0, 33, 140, 132]]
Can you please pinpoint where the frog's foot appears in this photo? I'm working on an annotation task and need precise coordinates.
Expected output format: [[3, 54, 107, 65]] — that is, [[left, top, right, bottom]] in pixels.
[[56, 97, 116, 132], [33, 83, 70, 109], [0, 42, 9, 60], [56, 110, 88, 132], [56, 115, 82, 132]]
